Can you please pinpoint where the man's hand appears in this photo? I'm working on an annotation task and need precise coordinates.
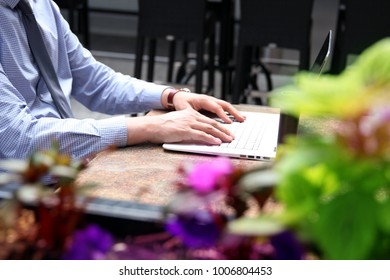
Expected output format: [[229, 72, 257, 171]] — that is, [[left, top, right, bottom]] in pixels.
[[161, 89, 246, 124], [126, 108, 235, 146]]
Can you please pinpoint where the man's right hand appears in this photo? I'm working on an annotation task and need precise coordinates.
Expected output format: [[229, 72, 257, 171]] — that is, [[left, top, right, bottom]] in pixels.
[[125, 108, 235, 146]]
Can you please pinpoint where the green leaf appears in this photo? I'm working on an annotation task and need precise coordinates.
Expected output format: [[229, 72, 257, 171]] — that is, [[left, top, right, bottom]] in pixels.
[[238, 167, 278, 193], [276, 171, 321, 224], [31, 152, 55, 167], [313, 191, 377, 259], [16, 184, 42, 204], [270, 71, 367, 118], [376, 198, 390, 234], [75, 182, 98, 194], [270, 38, 390, 119], [344, 160, 388, 193], [0, 160, 28, 173], [354, 38, 390, 86], [50, 165, 78, 179], [274, 137, 349, 223], [228, 215, 285, 236], [0, 173, 21, 185]]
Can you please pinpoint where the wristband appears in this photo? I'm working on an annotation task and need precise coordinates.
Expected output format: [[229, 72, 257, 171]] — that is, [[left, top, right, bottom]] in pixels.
[[167, 87, 191, 110]]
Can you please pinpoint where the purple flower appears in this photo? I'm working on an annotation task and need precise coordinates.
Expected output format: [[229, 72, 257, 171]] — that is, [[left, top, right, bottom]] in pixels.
[[186, 157, 233, 194], [63, 224, 114, 260], [270, 230, 305, 260], [165, 211, 222, 248]]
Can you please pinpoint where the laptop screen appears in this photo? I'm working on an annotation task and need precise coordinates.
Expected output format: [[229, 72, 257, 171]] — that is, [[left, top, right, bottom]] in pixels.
[[310, 30, 332, 75], [163, 31, 333, 159], [278, 30, 332, 144]]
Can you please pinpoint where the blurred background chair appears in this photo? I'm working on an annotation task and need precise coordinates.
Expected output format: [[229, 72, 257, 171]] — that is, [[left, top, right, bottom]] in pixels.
[[54, 0, 90, 48], [134, 0, 216, 94], [330, 0, 390, 74], [231, 0, 315, 105], [207, 0, 236, 100]]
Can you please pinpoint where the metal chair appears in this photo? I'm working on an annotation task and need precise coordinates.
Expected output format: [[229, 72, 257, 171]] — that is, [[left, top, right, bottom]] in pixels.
[[231, 0, 314, 105], [54, 0, 90, 48], [134, 0, 216, 94], [330, 0, 390, 74]]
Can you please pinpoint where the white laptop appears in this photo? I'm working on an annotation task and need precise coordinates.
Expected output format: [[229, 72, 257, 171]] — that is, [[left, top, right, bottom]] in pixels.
[[164, 110, 280, 160], [163, 31, 332, 161]]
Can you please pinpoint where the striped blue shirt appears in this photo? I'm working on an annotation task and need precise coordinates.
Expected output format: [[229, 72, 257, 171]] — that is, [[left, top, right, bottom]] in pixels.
[[0, 0, 167, 160]]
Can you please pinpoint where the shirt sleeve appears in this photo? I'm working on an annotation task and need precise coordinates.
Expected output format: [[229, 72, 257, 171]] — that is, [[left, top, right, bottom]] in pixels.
[[0, 1, 169, 161], [0, 64, 128, 160]]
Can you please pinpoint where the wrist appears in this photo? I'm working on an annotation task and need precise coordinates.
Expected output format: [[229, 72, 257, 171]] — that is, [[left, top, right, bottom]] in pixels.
[[165, 87, 191, 110], [126, 116, 161, 145]]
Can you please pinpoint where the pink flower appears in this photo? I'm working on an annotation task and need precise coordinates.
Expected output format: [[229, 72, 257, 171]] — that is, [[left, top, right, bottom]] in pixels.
[[186, 157, 233, 194]]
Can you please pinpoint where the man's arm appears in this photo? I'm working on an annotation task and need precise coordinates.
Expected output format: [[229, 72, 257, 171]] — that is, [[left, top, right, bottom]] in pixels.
[[54, 5, 166, 115], [0, 65, 128, 160]]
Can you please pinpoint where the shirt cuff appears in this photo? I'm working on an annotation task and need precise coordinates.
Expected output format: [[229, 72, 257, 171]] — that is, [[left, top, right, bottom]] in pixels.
[[97, 116, 128, 148]]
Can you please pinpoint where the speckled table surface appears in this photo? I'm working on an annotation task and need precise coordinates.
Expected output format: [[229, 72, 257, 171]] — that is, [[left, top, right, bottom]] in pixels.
[[76, 143, 264, 206], [76, 105, 275, 207], [76, 105, 337, 208]]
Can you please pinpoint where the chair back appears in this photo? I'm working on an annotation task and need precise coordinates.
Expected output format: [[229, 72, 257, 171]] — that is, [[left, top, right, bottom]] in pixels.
[[239, 0, 314, 70], [138, 0, 209, 42], [330, 0, 390, 73], [231, 0, 314, 105], [54, 0, 85, 9], [135, 0, 215, 94], [53, 0, 89, 48]]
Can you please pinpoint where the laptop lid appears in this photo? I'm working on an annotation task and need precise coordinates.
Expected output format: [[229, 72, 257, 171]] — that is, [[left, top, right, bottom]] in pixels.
[[310, 30, 332, 75], [278, 30, 332, 144]]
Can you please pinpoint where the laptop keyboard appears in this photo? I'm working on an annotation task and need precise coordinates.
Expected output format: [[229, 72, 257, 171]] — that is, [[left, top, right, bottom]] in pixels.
[[220, 118, 267, 151], [163, 111, 279, 160]]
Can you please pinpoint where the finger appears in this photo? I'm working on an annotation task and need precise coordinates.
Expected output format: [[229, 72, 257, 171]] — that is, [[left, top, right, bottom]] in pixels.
[[217, 101, 246, 123], [186, 129, 223, 145], [195, 113, 235, 138], [211, 105, 233, 124], [199, 99, 246, 124], [191, 121, 234, 143]]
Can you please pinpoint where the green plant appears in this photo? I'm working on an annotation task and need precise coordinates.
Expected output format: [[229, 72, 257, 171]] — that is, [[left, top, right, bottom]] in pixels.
[[0, 142, 98, 259], [269, 38, 390, 259]]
